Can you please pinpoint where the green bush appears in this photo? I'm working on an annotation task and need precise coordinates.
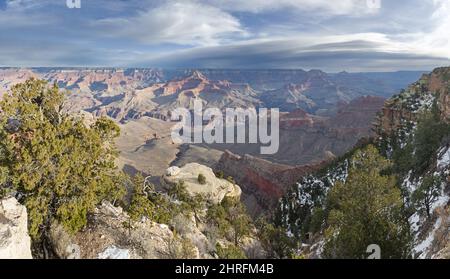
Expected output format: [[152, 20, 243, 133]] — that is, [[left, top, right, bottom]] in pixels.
[[226, 176, 235, 184], [0, 79, 125, 238], [256, 218, 297, 259], [128, 173, 155, 222], [167, 180, 206, 227], [413, 112, 449, 173], [215, 171, 224, 179], [323, 145, 412, 259], [216, 243, 247, 259], [207, 197, 252, 246], [198, 173, 207, 185]]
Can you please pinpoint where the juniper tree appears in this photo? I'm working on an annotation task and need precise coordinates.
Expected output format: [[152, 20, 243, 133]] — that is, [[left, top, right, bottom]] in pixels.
[[0, 79, 125, 238], [207, 196, 252, 246], [413, 103, 450, 173], [128, 173, 155, 222], [168, 180, 206, 227]]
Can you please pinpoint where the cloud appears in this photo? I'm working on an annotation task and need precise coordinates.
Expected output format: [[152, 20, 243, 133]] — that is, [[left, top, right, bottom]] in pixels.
[[410, 0, 450, 57], [143, 34, 450, 71], [0, 0, 57, 26], [206, 0, 381, 15], [0, 0, 448, 71], [92, 1, 246, 46], [368, 0, 450, 60], [4, 0, 54, 10], [0, 37, 141, 67]]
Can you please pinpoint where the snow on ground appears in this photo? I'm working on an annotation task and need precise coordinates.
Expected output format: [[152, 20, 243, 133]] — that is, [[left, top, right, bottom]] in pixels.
[[406, 144, 450, 259], [437, 147, 450, 170], [410, 178, 449, 258], [409, 212, 420, 233], [414, 217, 442, 259], [432, 194, 449, 213], [97, 246, 130, 259], [402, 171, 422, 195], [417, 94, 435, 112]]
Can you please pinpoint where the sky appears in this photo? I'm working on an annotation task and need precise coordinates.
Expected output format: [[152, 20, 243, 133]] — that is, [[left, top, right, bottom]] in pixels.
[[0, 0, 449, 72]]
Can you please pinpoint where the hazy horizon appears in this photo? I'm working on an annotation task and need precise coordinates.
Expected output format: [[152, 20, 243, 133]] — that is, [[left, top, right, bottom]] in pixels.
[[0, 66, 434, 74]]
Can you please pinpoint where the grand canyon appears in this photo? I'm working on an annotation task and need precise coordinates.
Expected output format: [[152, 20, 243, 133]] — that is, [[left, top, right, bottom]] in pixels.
[[1, 0, 450, 263], [0, 68, 423, 215]]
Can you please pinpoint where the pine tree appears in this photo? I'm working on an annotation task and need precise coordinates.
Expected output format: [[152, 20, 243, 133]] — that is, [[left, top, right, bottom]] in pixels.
[[323, 145, 412, 259], [413, 103, 450, 173], [256, 218, 297, 259], [411, 174, 442, 218]]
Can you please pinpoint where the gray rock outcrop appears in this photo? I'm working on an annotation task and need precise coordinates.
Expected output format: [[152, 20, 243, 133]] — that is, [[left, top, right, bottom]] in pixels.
[[49, 201, 179, 259], [0, 197, 32, 259]]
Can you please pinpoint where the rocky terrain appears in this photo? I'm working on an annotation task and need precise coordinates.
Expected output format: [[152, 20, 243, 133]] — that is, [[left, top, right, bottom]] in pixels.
[[195, 69, 423, 99], [206, 95, 386, 166], [162, 163, 242, 204], [1, 67, 446, 259], [0, 67, 421, 218], [0, 163, 263, 259], [0, 68, 423, 118], [277, 67, 450, 259], [216, 151, 324, 217], [175, 95, 385, 216], [374, 67, 450, 259]]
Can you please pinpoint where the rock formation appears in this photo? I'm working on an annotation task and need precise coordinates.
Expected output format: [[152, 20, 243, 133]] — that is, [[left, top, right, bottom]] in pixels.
[[205, 95, 385, 167], [373, 68, 450, 136], [162, 163, 241, 204], [45, 163, 259, 259], [0, 197, 33, 259], [216, 150, 324, 216], [49, 201, 183, 259]]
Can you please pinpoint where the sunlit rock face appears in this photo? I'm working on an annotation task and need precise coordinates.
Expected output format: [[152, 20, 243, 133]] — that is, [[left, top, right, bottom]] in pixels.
[[0, 197, 33, 259]]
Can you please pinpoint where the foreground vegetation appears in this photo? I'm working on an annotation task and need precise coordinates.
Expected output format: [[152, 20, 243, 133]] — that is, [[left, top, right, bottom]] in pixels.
[[274, 92, 450, 258], [0, 79, 260, 258], [0, 79, 125, 239]]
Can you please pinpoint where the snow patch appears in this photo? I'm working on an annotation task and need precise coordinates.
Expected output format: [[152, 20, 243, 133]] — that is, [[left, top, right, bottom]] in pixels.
[[409, 212, 420, 233], [97, 245, 130, 259], [437, 147, 450, 170], [414, 217, 442, 259]]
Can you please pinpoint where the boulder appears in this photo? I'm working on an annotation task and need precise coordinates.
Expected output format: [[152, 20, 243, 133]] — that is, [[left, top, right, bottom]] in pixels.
[[163, 163, 241, 204], [49, 222, 81, 259], [49, 201, 201, 259], [99, 200, 123, 217], [166, 166, 181, 176], [0, 197, 32, 259]]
